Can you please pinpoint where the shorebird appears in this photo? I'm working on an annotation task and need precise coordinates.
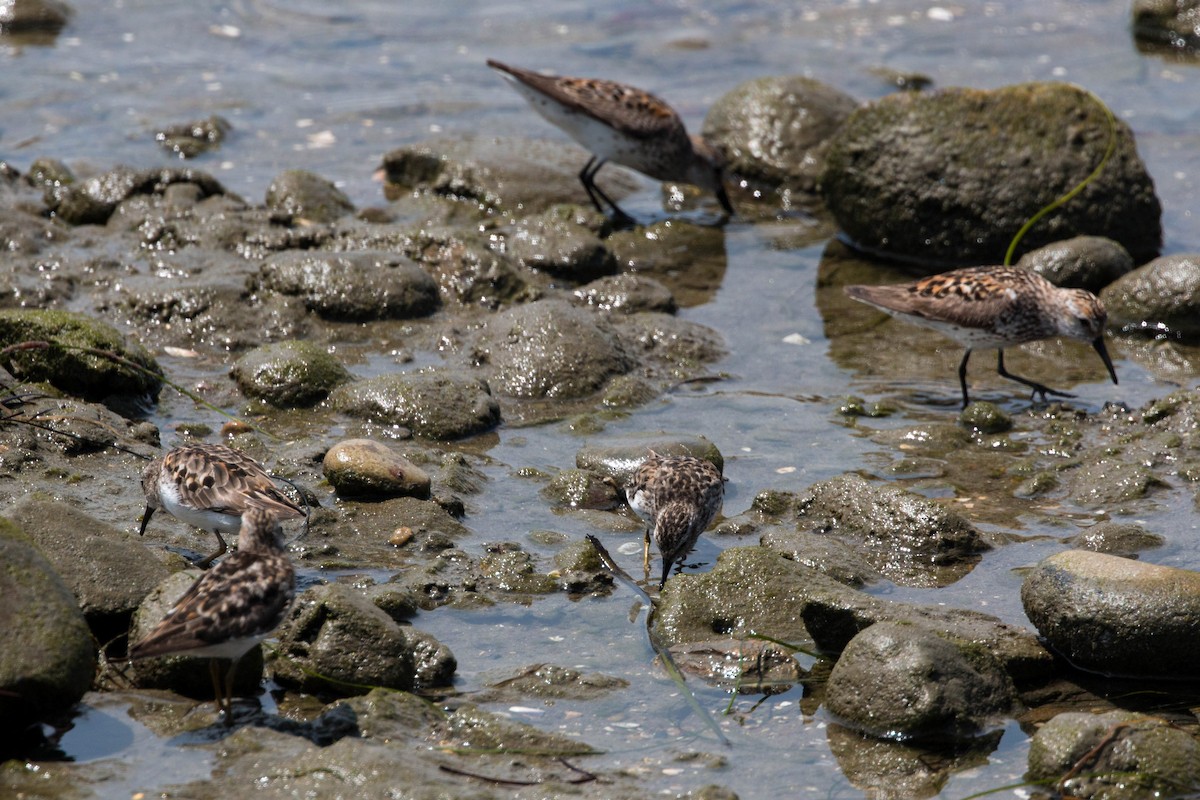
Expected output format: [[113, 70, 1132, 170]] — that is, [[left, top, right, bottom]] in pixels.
[[845, 266, 1119, 408], [487, 59, 732, 222], [625, 451, 724, 588], [140, 443, 305, 567], [128, 507, 296, 726]]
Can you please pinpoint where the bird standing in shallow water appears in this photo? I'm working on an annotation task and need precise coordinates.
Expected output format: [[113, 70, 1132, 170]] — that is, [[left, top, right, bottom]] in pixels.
[[140, 442, 305, 568], [844, 265, 1119, 408], [486, 59, 733, 223], [128, 507, 296, 726], [625, 451, 724, 588]]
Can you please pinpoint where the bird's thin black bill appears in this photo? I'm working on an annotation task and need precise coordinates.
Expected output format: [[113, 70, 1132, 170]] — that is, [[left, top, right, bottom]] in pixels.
[[1092, 337, 1119, 386]]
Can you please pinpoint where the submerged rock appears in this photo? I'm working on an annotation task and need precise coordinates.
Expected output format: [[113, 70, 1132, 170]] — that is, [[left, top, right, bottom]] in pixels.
[[0, 517, 94, 738], [505, 205, 617, 281], [46, 165, 229, 226], [821, 82, 1162, 265], [1133, 0, 1200, 52], [572, 272, 678, 314], [825, 621, 1019, 740], [1100, 254, 1200, 340], [231, 340, 351, 407], [1022, 549, 1200, 677], [155, 115, 231, 159], [1028, 709, 1200, 800]]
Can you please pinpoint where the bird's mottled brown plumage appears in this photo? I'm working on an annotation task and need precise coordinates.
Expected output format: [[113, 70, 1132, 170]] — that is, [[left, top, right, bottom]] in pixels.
[[626, 451, 724, 588], [845, 265, 1118, 407], [129, 507, 296, 725], [140, 443, 305, 566], [486, 59, 732, 220]]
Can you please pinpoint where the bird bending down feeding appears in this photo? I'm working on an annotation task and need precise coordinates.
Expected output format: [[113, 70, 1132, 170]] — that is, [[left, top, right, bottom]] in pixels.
[[625, 451, 724, 588], [844, 265, 1118, 408], [486, 59, 732, 223], [128, 507, 296, 726], [140, 442, 306, 567]]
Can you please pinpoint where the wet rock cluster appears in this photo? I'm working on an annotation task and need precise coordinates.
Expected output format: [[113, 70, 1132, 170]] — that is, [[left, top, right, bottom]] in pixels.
[[2, 66, 1200, 800]]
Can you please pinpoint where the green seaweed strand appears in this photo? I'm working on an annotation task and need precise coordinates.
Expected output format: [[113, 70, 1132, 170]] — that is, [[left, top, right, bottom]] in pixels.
[[1003, 86, 1118, 267]]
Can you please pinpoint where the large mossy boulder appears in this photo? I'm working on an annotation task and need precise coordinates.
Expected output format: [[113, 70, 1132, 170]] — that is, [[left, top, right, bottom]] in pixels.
[[0, 309, 163, 402], [821, 82, 1162, 266]]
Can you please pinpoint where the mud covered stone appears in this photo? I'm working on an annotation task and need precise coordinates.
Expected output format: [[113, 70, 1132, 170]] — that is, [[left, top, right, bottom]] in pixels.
[[271, 583, 456, 695], [46, 165, 228, 226], [231, 340, 351, 407], [654, 546, 1052, 682], [1028, 709, 1200, 800], [322, 438, 432, 499], [0, 0, 70, 37], [821, 82, 1162, 265], [1022, 549, 1200, 677], [702, 75, 859, 195], [825, 621, 1019, 740], [506, 205, 617, 281], [127, 570, 265, 699], [258, 250, 440, 321], [156, 115, 231, 159], [542, 468, 621, 510], [0, 309, 163, 402], [786, 473, 989, 587], [572, 273, 677, 314], [4, 498, 168, 627], [1016, 235, 1134, 293], [1133, 0, 1200, 52], [330, 370, 500, 439], [477, 663, 628, 702], [606, 220, 727, 307], [1100, 254, 1200, 340], [265, 169, 354, 223], [378, 137, 638, 214], [481, 299, 632, 399], [0, 517, 94, 735]]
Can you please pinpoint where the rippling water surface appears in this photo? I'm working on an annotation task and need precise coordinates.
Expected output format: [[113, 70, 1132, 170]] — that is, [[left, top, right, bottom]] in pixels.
[[4, 1, 1200, 797]]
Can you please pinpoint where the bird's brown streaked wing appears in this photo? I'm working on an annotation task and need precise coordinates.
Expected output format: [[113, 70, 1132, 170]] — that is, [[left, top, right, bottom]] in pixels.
[[488, 59, 685, 140], [845, 280, 1022, 331]]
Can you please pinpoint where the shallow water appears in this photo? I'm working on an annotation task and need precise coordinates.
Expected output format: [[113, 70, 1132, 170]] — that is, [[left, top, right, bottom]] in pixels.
[[5, 0, 1200, 797]]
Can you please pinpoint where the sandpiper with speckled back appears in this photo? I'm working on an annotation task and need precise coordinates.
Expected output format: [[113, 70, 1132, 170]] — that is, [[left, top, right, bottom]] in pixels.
[[128, 507, 296, 726], [487, 59, 732, 223], [625, 451, 724, 588], [140, 443, 306, 567], [844, 265, 1118, 408]]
